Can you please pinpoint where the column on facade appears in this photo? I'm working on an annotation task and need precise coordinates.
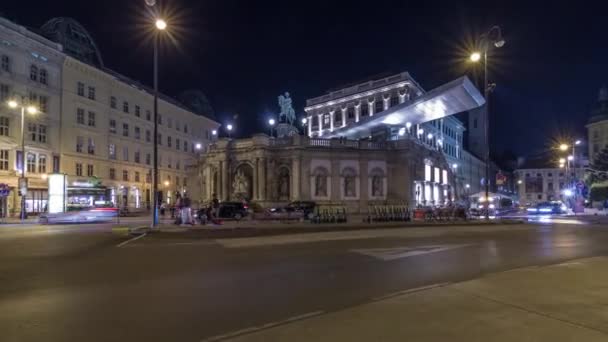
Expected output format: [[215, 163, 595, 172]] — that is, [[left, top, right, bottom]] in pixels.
[[341, 107, 346, 128], [355, 103, 361, 123], [399, 92, 406, 104], [369, 100, 374, 116], [317, 114, 323, 136], [383, 94, 390, 110], [291, 156, 301, 201], [253, 158, 259, 200], [220, 160, 229, 201], [359, 159, 369, 211], [307, 116, 313, 136], [258, 158, 266, 201], [329, 111, 335, 132]]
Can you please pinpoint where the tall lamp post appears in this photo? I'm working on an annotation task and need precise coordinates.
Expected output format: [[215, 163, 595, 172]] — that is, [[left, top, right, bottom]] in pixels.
[[268, 118, 276, 137], [226, 124, 233, 139], [147, 0, 167, 228], [7, 98, 37, 222], [470, 25, 505, 220]]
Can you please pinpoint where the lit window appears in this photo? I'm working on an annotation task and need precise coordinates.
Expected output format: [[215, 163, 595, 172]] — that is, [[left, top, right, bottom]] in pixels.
[[38, 154, 47, 173], [425, 164, 432, 182], [434, 167, 440, 183], [108, 144, 116, 160], [87, 137, 95, 155], [26, 153, 36, 173]]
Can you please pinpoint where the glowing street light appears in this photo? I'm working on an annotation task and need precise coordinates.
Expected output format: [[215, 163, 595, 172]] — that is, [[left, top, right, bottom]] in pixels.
[[470, 25, 505, 221], [567, 155, 574, 161], [164, 180, 170, 187], [301, 117, 307, 125], [559, 158, 566, 164], [212, 129, 217, 136], [268, 118, 276, 137], [155, 19, 167, 30], [559, 144, 569, 151], [470, 52, 481, 62], [6, 98, 38, 221], [195, 143, 202, 150]]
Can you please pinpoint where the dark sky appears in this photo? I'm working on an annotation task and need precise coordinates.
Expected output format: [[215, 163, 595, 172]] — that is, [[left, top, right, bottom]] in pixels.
[[3, 0, 608, 156]]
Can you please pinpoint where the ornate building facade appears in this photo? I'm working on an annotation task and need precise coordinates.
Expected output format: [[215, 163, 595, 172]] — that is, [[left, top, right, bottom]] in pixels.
[[200, 73, 486, 212], [588, 86, 608, 163], [201, 134, 454, 212]]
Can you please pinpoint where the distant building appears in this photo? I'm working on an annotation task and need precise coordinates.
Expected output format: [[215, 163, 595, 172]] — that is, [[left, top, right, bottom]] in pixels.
[[587, 86, 608, 163], [514, 158, 585, 205]]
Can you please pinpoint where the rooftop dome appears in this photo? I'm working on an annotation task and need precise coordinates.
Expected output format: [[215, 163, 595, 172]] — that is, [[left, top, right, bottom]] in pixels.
[[177, 90, 216, 120], [40, 17, 104, 67]]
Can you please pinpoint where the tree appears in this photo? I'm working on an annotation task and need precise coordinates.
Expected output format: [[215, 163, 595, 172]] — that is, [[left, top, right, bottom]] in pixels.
[[589, 146, 608, 184], [592, 146, 608, 171]]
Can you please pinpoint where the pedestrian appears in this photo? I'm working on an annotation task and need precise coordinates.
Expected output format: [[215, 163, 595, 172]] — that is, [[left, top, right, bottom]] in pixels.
[[174, 193, 182, 225]]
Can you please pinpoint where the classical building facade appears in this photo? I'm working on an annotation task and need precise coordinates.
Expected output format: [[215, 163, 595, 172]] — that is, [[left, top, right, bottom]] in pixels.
[[587, 86, 608, 163], [200, 73, 486, 212], [201, 135, 455, 212], [303, 72, 488, 201], [0, 16, 219, 216], [514, 165, 585, 205], [0, 17, 64, 215]]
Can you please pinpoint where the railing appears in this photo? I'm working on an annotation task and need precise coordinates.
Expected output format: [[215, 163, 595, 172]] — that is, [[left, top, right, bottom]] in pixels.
[[309, 139, 331, 147]]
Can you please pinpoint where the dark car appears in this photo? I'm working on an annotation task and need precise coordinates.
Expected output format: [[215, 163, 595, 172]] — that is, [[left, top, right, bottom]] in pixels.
[[285, 201, 317, 220], [217, 202, 250, 220]]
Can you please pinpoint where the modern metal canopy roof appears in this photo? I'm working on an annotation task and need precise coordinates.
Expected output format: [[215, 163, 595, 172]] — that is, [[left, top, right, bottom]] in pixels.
[[324, 76, 485, 138]]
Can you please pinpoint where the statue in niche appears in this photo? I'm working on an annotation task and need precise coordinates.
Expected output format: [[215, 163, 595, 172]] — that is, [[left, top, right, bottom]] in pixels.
[[315, 174, 327, 197], [344, 176, 356, 197], [372, 175, 383, 197], [232, 170, 249, 199]]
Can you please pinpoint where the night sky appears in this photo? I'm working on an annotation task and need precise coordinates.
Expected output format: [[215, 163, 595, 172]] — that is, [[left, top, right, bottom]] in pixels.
[[2, 0, 608, 157]]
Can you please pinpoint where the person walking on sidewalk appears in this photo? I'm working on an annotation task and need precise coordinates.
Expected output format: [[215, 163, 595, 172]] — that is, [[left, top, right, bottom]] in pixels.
[[181, 194, 193, 225]]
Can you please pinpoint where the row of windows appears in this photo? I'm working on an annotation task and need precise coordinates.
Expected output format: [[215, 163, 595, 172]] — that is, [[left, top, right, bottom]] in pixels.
[[77, 81, 96, 100], [108, 94, 189, 133], [108, 143, 187, 169], [0, 150, 59, 173], [74, 162, 95, 177], [107, 168, 187, 187], [1, 54, 10, 73], [0, 117, 47, 142], [311, 92, 408, 127], [108, 119, 196, 153]]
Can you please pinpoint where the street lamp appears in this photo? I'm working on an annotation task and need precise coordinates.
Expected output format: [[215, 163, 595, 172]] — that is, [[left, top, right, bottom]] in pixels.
[[268, 118, 276, 137], [148, 3, 168, 227], [226, 124, 233, 138], [559, 144, 569, 151], [470, 25, 505, 220], [195, 143, 202, 150], [7, 98, 38, 222]]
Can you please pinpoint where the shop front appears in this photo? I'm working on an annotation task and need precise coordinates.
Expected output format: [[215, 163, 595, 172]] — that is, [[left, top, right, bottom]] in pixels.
[[67, 177, 112, 210]]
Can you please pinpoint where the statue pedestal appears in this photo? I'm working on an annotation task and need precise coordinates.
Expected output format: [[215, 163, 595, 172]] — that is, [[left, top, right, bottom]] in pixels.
[[276, 123, 299, 138]]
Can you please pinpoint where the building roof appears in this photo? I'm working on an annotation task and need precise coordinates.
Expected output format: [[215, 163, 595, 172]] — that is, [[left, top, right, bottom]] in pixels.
[[588, 86, 608, 124], [324, 76, 485, 139]]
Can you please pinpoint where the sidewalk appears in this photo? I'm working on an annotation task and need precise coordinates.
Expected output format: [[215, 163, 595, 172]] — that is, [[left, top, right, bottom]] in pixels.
[[226, 257, 608, 341]]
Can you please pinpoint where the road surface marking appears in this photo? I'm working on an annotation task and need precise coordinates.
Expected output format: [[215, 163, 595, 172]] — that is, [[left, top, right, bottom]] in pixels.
[[352, 244, 473, 261], [200, 310, 324, 342], [116, 233, 147, 248], [372, 283, 450, 301]]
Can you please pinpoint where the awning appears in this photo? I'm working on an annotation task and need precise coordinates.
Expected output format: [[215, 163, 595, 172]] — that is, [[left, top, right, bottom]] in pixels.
[[324, 76, 485, 138]]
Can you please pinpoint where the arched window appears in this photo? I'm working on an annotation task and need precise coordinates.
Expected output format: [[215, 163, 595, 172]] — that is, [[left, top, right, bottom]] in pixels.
[[369, 167, 385, 197], [342, 167, 357, 198], [312, 167, 329, 197], [39, 68, 48, 85], [30, 65, 38, 82]]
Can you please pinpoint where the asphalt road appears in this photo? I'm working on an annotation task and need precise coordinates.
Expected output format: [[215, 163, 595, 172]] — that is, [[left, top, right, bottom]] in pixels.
[[1, 217, 608, 341]]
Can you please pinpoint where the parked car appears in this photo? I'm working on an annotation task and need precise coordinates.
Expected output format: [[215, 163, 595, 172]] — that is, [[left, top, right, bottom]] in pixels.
[[526, 201, 567, 215], [260, 206, 305, 221], [285, 201, 317, 220], [217, 202, 250, 220]]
